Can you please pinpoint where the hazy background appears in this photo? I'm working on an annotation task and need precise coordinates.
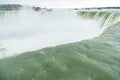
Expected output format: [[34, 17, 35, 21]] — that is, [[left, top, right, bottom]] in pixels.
[[0, 0, 120, 8]]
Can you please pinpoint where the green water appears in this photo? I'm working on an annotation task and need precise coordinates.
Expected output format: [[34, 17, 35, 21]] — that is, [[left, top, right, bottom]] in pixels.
[[0, 21, 120, 80], [0, 4, 22, 11]]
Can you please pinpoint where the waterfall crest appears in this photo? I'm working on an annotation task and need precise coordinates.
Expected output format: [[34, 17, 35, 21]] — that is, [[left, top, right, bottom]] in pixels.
[[77, 11, 120, 29]]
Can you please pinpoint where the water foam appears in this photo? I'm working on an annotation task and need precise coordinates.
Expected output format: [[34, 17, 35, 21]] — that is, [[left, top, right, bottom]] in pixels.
[[0, 9, 102, 58]]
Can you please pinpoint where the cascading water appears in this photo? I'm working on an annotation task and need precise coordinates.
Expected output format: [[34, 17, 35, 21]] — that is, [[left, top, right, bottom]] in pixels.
[[0, 7, 102, 58], [78, 11, 120, 29], [0, 5, 120, 80]]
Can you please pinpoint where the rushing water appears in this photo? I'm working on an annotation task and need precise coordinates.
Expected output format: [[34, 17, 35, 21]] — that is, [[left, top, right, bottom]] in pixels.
[[0, 5, 120, 80], [0, 9, 102, 58], [78, 11, 120, 29]]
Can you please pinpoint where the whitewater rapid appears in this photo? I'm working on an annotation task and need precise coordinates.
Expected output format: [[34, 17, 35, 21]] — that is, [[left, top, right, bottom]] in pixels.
[[0, 9, 102, 58]]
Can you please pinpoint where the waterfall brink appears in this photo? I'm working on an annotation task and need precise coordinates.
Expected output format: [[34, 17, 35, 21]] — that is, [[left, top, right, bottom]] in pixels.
[[77, 11, 120, 29]]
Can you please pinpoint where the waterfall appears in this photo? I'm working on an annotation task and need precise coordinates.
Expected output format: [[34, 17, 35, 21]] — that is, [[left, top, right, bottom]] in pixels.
[[77, 11, 120, 29], [0, 5, 120, 59], [0, 6, 102, 58], [0, 5, 120, 80]]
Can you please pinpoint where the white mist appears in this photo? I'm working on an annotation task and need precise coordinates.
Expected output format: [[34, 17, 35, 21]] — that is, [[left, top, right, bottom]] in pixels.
[[0, 9, 103, 58]]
